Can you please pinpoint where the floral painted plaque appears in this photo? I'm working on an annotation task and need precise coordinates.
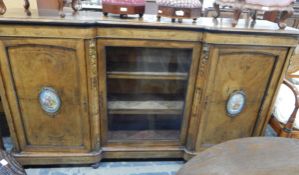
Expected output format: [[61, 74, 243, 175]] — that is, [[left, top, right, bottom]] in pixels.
[[226, 91, 246, 117], [39, 87, 61, 115]]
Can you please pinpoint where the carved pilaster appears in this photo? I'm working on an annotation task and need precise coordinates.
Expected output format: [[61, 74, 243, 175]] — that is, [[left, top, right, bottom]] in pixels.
[[88, 39, 100, 150], [89, 39, 98, 88], [198, 44, 209, 76], [192, 88, 202, 118], [286, 49, 299, 76], [192, 44, 210, 118], [187, 44, 211, 152]]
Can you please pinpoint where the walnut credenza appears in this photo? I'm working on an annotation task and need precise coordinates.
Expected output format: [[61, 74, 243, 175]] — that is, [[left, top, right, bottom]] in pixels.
[[0, 10, 298, 165]]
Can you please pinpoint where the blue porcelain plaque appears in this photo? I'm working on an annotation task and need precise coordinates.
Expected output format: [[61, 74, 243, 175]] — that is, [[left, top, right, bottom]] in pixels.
[[39, 87, 61, 115], [226, 91, 246, 117]]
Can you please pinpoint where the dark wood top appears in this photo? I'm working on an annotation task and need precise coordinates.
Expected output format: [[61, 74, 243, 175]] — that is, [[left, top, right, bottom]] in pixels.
[[0, 8, 299, 36], [177, 137, 299, 175]]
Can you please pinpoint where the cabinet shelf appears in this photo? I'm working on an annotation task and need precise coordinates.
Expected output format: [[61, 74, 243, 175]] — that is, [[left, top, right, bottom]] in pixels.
[[107, 71, 188, 80], [108, 130, 180, 140], [107, 62, 190, 73], [108, 100, 184, 115]]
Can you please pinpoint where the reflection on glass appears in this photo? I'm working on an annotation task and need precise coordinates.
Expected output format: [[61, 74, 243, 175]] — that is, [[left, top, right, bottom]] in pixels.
[[106, 47, 192, 141]]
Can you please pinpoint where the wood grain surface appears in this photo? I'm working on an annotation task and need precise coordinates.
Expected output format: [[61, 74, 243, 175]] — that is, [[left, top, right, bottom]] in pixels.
[[177, 137, 299, 175]]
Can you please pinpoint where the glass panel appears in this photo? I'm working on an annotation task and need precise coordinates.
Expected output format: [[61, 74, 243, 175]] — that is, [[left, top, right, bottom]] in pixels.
[[106, 47, 192, 141], [108, 115, 181, 140]]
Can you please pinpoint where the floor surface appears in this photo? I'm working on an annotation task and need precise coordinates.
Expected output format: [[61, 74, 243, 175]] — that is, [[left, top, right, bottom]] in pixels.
[[2, 126, 276, 175], [25, 161, 183, 175]]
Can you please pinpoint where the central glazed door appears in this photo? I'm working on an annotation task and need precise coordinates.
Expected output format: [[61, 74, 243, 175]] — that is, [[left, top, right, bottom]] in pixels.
[[98, 39, 201, 149]]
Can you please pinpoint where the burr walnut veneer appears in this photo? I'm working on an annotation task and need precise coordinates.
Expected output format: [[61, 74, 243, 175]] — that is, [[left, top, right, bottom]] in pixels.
[[0, 9, 298, 165]]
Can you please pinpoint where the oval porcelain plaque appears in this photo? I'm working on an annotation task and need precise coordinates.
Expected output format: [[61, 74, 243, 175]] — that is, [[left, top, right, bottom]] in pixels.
[[226, 91, 246, 117], [39, 87, 61, 115]]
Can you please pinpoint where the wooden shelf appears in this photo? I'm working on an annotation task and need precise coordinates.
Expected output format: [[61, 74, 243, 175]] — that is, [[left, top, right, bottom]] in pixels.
[[107, 62, 190, 73], [108, 100, 184, 115], [107, 71, 188, 80], [108, 130, 180, 140]]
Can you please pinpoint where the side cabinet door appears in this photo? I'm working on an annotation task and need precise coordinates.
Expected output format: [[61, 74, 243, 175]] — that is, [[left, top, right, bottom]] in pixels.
[[0, 39, 91, 153], [196, 46, 288, 150]]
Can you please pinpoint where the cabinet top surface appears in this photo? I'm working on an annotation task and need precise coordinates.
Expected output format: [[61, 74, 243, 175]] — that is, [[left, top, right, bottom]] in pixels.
[[1, 9, 299, 36]]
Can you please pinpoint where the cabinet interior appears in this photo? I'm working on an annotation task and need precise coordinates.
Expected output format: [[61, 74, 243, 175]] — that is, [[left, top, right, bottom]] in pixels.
[[106, 47, 192, 141]]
